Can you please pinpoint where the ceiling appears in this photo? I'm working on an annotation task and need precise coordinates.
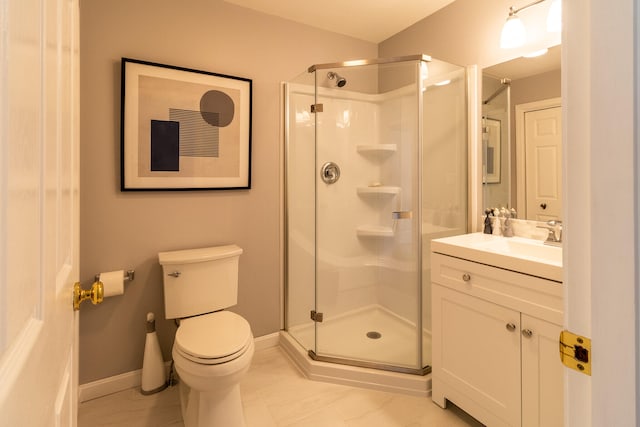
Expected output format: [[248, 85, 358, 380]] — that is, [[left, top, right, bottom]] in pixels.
[[483, 45, 561, 80], [223, 0, 457, 43]]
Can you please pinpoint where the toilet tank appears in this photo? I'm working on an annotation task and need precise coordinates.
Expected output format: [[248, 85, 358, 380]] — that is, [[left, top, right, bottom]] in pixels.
[[158, 245, 243, 319]]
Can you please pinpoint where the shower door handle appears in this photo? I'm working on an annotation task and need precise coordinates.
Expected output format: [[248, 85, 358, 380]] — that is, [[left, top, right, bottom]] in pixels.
[[392, 211, 412, 220]]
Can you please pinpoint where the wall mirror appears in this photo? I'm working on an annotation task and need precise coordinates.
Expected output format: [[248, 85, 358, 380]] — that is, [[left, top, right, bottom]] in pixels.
[[482, 44, 561, 221]]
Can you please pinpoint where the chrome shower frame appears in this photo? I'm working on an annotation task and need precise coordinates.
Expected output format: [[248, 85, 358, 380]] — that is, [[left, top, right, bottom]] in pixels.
[[307, 54, 432, 72]]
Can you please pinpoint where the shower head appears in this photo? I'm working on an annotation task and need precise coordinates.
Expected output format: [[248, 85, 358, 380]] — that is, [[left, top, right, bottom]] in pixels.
[[327, 71, 347, 88]]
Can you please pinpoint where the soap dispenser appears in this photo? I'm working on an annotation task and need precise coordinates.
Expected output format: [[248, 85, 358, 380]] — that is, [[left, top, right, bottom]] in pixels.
[[483, 209, 493, 234], [492, 208, 503, 236], [141, 312, 168, 395]]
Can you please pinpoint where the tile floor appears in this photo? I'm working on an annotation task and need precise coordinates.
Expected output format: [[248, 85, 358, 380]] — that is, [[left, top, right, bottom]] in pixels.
[[79, 346, 484, 427]]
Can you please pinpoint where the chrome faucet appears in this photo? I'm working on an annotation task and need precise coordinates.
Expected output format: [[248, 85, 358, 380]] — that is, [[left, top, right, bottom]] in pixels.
[[537, 220, 562, 246]]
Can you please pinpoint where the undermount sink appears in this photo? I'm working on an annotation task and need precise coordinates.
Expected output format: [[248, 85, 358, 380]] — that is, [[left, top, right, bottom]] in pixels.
[[431, 233, 562, 282]]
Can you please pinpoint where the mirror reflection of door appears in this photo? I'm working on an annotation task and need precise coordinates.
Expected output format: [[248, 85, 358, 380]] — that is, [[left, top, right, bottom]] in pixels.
[[517, 100, 562, 220]]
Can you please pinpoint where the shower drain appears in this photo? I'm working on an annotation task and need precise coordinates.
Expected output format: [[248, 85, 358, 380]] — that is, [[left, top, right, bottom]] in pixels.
[[366, 331, 382, 339]]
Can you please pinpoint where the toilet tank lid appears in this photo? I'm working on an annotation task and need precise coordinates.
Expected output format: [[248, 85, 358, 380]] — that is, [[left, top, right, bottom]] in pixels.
[[158, 245, 242, 265]]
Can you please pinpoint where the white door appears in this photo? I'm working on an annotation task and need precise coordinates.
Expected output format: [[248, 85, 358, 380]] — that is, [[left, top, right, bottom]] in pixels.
[[564, 1, 637, 425], [0, 0, 80, 425], [524, 106, 562, 221]]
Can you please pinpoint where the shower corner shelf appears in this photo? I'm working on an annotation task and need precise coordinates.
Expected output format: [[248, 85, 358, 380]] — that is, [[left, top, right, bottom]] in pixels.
[[356, 225, 394, 238], [356, 144, 397, 154], [356, 186, 401, 196]]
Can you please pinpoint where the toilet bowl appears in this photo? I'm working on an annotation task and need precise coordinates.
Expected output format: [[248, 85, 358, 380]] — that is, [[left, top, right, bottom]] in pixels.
[[158, 245, 253, 427], [172, 311, 254, 427]]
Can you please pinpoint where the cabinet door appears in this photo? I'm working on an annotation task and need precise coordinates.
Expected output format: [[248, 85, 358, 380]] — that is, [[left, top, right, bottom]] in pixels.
[[521, 315, 564, 427], [432, 285, 522, 426]]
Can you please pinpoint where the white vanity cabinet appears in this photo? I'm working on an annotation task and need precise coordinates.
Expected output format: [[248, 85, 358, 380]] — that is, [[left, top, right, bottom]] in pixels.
[[431, 250, 563, 427], [520, 314, 564, 427]]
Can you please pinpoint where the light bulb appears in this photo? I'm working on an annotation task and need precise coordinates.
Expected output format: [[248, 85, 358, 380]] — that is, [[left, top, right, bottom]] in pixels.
[[500, 14, 526, 49], [547, 0, 562, 32]]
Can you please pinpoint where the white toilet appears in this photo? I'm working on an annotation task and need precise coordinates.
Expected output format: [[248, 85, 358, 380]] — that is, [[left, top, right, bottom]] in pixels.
[[158, 245, 254, 427]]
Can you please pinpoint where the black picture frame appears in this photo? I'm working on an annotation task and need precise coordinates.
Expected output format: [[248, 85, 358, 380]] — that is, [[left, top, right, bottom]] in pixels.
[[120, 58, 252, 190]]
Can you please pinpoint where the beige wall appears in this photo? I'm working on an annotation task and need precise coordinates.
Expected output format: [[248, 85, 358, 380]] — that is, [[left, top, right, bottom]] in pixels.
[[511, 69, 561, 112], [79, 0, 376, 384]]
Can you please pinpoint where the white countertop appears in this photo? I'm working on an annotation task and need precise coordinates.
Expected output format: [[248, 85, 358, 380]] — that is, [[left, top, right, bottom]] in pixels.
[[431, 232, 563, 282]]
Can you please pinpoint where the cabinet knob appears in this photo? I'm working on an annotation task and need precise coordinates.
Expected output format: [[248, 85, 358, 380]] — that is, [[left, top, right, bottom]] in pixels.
[[506, 323, 517, 331], [522, 329, 533, 338], [462, 273, 471, 282]]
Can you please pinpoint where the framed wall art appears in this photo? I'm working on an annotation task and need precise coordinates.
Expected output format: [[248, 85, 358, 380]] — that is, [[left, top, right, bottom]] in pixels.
[[121, 58, 252, 190], [483, 117, 501, 184]]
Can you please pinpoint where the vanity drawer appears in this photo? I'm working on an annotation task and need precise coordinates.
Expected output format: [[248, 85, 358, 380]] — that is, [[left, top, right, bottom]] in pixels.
[[431, 252, 563, 325]]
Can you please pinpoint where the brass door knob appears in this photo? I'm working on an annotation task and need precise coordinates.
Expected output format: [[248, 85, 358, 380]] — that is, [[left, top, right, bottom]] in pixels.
[[73, 281, 104, 311]]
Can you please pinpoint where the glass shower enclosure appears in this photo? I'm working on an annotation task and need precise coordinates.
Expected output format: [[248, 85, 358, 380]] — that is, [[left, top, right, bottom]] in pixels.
[[285, 55, 467, 374]]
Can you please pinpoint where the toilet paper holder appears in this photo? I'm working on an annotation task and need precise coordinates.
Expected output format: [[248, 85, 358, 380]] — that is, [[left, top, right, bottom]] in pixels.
[[94, 269, 135, 283]]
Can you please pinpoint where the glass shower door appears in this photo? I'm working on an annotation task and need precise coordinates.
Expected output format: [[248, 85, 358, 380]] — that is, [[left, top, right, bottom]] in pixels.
[[312, 61, 424, 373]]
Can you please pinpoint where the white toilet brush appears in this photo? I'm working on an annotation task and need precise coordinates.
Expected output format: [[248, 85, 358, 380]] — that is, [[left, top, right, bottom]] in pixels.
[[141, 312, 168, 395]]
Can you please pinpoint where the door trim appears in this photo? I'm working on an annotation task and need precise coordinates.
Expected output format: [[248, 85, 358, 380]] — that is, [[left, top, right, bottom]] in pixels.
[[515, 97, 562, 217]]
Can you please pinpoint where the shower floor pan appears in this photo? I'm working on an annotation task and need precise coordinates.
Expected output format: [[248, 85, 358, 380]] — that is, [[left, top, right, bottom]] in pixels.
[[286, 304, 431, 375]]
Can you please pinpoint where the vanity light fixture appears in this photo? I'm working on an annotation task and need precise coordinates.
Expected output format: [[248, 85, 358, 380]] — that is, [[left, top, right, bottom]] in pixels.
[[500, 0, 562, 49], [500, 6, 528, 49]]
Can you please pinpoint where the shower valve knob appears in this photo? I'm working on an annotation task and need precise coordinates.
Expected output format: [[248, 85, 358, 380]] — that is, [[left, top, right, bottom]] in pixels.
[[320, 162, 340, 184]]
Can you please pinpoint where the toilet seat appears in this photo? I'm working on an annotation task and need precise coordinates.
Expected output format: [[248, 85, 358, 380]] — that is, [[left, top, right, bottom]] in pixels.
[[174, 311, 253, 365]]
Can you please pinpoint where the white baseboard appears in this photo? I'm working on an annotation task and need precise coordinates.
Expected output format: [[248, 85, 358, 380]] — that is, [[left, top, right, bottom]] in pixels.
[[78, 332, 281, 403], [79, 366, 152, 403], [253, 332, 280, 351]]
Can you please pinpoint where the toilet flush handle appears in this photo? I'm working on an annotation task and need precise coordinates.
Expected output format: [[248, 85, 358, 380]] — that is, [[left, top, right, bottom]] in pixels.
[[168, 271, 181, 278]]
